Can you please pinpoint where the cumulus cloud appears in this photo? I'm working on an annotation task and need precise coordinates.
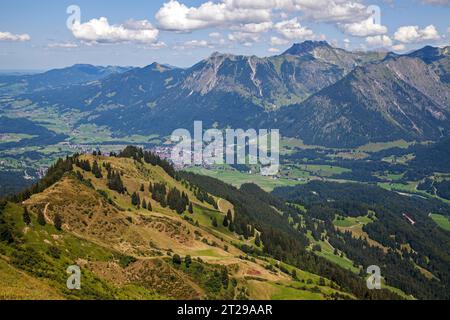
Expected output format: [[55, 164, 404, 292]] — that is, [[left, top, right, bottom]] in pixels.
[[233, 22, 273, 33], [270, 36, 290, 46], [274, 18, 315, 40], [365, 35, 392, 47], [268, 47, 280, 53], [155, 0, 271, 31], [394, 25, 441, 43], [228, 32, 260, 46], [0, 31, 31, 42], [340, 17, 387, 37], [70, 17, 159, 44], [155, 0, 370, 32], [296, 0, 368, 23]]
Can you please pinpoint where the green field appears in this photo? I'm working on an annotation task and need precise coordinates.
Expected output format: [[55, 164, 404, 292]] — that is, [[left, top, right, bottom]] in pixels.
[[305, 231, 359, 274], [315, 243, 359, 274], [357, 140, 414, 153], [430, 214, 450, 232], [292, 164, 350, 178], [0, 133, 36, 144], [333, 215, 373, 228], [185, 167, 301, 192]]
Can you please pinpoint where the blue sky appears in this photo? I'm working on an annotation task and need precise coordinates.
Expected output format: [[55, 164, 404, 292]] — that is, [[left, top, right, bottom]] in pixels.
[[0, 0, 449, 70]]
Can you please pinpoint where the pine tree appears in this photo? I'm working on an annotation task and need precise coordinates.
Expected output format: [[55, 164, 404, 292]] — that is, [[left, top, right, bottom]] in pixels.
[[172, 254, 182, 265], [54, 214, 62, 231], [255, 233, 261, 247], [140, 184, 145, 192], [212, 217, 218, 228], [37, 211, 46, 226], [107, 170, 125, 194], [188, 202, 193, 214], [142, 199, 147, 209], [291, 269, 297, 280], [92, 160, 103, 178], [228, 222, 235, 232], [185, 255, 192, 268], [148, 201, 152, 211], [131, 192, 141, 206], [23, 207, 31, 225], [160, 196, 167, 208], [222, 216, 229, 227]]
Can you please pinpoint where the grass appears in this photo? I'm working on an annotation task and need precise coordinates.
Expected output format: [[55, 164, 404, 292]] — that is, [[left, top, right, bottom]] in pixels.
[[357, 140, 414, 153], [305, 231, 359, 274], [333, 215, 373, 228], [290, 164, 351, 178], [315, 243, 359, 274], [270, 283, 324, 300], [430, 214, 450, 232], [185, 167, 301, 192], [0, 133, 36, 144], [0, 258, 64, 300], [0, 202, 167, 300], [191, 205, 233, 236]]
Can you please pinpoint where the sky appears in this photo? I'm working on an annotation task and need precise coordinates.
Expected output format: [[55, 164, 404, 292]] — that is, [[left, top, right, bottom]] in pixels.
[[0, 0, 449, 70]]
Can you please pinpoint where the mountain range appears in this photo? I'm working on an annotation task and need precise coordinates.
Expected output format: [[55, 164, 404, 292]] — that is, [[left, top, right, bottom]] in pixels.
[[1, 41, 449, 147]]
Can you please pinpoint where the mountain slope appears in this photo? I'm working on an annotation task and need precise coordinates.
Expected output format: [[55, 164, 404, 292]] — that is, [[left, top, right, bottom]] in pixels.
[[277, 53, 450, 147], [11, 42, 388, 137], [3, 43, 448, 148], [1, 150, 358, 300]]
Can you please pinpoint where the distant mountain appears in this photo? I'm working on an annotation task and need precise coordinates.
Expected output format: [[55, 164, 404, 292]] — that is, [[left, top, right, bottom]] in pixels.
[[4, 42, 450, 147], [277, 47, 450, 147], [13, 42, 389, 136], [0, 64, 133, 95], [408, 46, 450, 83], [282, 40, 388, 72]]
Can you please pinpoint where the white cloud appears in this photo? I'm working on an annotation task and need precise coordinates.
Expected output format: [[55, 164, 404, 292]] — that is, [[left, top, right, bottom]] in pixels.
[[0, 31, 30, 42], [47, 42, 78, 48], [340, 17, 387, 37], [365, 35, 392, 47], [296, 0, 369, 23], [270, 36, 289, 46], [448, 27, 450, 33], [174, 39, 212, 50], [394, 25, 441, 43], [155, 0, 371, 33], [209, 32, 222, 38], [70, 17, 159, 44], [268, 47, 280, 53], [155, 0, 271, 31], [228, 32, 260, 46], [233, 22, 273, 33], [147, 41, 168, 49], [274, 18, 315, 40]]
